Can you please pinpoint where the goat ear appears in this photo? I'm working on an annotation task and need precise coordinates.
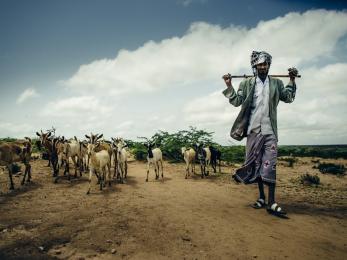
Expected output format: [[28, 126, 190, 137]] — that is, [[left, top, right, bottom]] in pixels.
[[47, 132, 52, 137], [85, 135, 90, 139], [74, 136, 77, 141], [36, 132, 41, 137], [111, 137, 115, 142], [98, 134, 103, 139]]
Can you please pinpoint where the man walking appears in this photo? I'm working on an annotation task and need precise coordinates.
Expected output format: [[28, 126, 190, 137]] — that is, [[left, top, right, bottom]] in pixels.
[[222, 51, 298, 216]]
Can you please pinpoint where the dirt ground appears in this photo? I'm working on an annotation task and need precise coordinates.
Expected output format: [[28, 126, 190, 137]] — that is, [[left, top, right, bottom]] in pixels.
[[0, 157, 346, 260]]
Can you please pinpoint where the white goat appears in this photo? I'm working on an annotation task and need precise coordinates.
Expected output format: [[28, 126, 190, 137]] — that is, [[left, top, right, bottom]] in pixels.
[[87, 142, 112, 194], [55, 136, 83, 182], [80, 140, 89, 172], [111, 137, 124, 180], [181, 147, 196, 179], [145, 143, 163, 182], [116, 141, 128, 183]]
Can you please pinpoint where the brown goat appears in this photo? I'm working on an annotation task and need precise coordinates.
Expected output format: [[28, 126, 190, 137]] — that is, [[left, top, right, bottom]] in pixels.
[[0, 138, 32, 191], [36, 130, 59, 177]]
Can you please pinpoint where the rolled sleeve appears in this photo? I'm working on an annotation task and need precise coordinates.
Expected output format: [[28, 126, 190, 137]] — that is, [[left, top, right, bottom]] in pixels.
[[222, 86, 236, 99]]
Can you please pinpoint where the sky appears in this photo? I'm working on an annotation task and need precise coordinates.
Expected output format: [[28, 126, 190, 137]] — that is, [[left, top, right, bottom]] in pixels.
[[1, 0, 347, 145]]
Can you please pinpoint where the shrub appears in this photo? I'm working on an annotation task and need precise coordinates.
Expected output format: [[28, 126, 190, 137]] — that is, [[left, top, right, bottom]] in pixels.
[[279, 157, 298, 167], [132, 147, 147, 161], [0, 137, 17, 143], [318, 163, 345, 176], [299, 173, 320, 186], [219, 145, 245, 164]]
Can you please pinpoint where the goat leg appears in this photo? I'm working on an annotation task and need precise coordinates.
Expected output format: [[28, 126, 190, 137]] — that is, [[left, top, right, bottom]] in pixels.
[[94, 170, 100, 184], [107, 164, 112, 186], [99, 174, 103, 191], [125, 162, 128, 179], [155, 167, 158, 180], [27, 164, 32, 182], [78, 158, 83, 176], [8, 165, 15, 190], [21, 163, 29, 185]]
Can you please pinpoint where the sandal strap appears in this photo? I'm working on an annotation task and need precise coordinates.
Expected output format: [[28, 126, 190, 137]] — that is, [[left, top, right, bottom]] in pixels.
[[270, 203, 282, 212], [255, 201, 262, 207], [257, 198, 265, 205], [255, 198, 265, 207]]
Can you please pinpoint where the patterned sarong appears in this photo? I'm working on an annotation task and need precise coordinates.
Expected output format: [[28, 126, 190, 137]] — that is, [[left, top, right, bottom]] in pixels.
[[233, 132, 277, 184]]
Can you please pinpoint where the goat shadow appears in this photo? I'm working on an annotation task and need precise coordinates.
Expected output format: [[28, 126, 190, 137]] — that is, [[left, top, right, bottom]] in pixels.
[[188, 172, 224, 182], [87, 183, 120, 196], [117, 175, 140, 188], [145, 176, 172, 183], [52, 174, 90, 186], [0, 181, 42, 202]]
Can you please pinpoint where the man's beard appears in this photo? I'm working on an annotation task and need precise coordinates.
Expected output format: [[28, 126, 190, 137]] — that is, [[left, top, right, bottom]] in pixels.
[[257, 69, 268, 82]]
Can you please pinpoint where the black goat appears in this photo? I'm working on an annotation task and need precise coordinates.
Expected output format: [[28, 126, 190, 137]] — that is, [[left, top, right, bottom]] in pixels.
[[209, 146, 221, 173]]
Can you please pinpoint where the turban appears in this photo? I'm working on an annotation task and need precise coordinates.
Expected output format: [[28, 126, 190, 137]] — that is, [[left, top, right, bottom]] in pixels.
[[250, 51, 272, 67]]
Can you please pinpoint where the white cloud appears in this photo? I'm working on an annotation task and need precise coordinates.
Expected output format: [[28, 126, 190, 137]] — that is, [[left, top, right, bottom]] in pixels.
[[40, 96, 112, 119], [183, 91, 236, 125], [63, 10, 347, 100], [0, 122, 34, 138], [16, 88, 39, 104], [178, 0, 207, 7]]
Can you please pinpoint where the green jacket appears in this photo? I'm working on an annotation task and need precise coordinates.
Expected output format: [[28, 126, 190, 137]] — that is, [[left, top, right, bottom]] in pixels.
[[222, 76, 296, 141]]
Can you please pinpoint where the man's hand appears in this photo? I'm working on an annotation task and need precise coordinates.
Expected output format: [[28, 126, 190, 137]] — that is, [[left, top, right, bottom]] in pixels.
[[222, 73, 232, 87], [288, 67, 299, 82]]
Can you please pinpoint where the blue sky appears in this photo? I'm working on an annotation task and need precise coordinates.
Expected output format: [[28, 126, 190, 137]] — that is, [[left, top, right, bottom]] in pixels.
[[1, 0, 347, 145]]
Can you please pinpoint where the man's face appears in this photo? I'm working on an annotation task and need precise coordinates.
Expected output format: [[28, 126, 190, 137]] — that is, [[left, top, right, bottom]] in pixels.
[[256, 62, 269, 76]]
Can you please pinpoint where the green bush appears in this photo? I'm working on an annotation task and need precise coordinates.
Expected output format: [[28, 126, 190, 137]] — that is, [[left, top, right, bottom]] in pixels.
[[300, 173, 320, 186], [31, 138, 41, 153], [219, 145, 245, 164], [132, 147, 147, 161], [318, 163, 345, 176], [137, 126, 215, 163], [278, 145, 347, 159], [0, 137, 17, 143]]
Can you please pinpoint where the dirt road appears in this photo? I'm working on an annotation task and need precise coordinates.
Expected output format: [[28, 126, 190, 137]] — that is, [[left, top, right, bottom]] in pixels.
[[0, 158, 346, 259]]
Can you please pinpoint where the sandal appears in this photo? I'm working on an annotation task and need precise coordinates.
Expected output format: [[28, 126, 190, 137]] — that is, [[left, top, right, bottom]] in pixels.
[[267, 203, 287, 216], [251, 198, 266, 209]]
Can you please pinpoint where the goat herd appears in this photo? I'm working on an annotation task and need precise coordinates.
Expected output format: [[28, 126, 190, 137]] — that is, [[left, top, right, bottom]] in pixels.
[[0, 129, 222, 194]]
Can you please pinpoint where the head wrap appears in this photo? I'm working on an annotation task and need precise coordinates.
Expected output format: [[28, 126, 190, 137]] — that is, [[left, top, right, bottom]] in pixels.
[[250, 51, 272, 68]]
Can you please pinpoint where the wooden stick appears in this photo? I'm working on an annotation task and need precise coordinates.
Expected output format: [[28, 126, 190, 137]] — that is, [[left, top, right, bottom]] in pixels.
[[223, 74, 301, 79]]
